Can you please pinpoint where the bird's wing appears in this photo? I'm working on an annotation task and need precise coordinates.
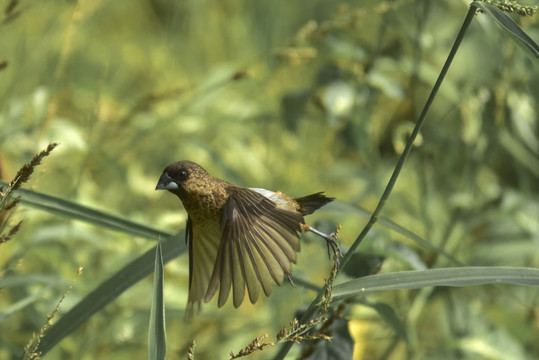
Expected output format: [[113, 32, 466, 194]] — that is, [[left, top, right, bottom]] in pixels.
[[186, 216, 195, 299], [205, 186, 304, 308], [187, 215, 221, 308]]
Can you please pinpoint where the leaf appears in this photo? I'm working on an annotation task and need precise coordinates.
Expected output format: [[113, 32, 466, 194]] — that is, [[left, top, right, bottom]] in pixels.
[[0, 182, 172, 240], [0, 184, 181, 357], [148, 243, 167, 360], [333, 267, 539, 300], [0, 286, 53, 323], [499, 129, 539, 180], [34, 234, 185, 357], [472, 1, 539, 64], [0, 274, 66, 288], [328, 201, 462, 265]]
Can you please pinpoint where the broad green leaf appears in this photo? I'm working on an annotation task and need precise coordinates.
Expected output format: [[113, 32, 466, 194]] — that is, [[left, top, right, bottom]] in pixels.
[[148, 243, 167, 360], [333, 267, 539, 300], [0, 182, 171, 240], [472, 1, 539, 64], [34, 234, 185, 357]]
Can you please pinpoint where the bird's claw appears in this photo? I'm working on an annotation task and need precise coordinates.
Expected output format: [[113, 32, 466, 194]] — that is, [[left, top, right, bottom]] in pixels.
[[285, 274, 295, 287], [308, 224, 342, 266], [324, 232, 342, 265]]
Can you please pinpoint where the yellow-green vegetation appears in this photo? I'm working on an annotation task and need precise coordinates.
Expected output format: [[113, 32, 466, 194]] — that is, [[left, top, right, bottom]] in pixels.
[[1, 1, 538, 359]]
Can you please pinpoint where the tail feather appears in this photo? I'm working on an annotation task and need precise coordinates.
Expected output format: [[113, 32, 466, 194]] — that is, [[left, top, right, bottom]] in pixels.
[[294, 192, 334, 215]]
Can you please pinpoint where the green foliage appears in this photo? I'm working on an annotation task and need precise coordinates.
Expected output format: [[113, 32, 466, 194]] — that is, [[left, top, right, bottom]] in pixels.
[[148, 243, 166, 360], [1, 0, 538, 359], [475, 2, 539, 62]]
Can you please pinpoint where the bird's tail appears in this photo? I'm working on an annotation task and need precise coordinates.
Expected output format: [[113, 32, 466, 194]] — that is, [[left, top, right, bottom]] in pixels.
[[294, 192, 334, 215]]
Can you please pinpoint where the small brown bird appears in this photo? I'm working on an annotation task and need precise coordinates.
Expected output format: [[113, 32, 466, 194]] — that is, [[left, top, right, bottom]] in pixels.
[[155, 161, 337, 309]]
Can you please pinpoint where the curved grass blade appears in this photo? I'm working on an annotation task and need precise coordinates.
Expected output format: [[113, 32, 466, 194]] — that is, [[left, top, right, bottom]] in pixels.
[[148, 243, 166, 360], [0, 286, 53, 323], [33, 235, 185, 358], [329, 201, 462, 265], [332, 267, 539, 300], [0, 182, 169, 240], [499, 129, 539, 179], [0, 274, 66, 288], [472, 1, 539, 64]]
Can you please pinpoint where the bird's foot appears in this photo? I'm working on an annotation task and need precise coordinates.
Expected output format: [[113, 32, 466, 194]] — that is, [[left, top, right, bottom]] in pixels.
[[306, 225, 342, 264], [285, 274, 295, 287]]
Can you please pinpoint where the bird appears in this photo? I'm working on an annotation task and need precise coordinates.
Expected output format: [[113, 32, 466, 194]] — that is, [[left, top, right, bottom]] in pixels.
[[155, 160, 338, 310]]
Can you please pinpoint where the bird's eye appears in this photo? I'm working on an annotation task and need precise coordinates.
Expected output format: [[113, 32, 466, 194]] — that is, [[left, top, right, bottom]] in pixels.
[[178, 169, 189, 180]]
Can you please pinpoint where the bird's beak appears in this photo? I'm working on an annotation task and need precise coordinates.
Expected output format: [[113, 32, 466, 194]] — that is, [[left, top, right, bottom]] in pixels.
[[155, 172, 179, 190]]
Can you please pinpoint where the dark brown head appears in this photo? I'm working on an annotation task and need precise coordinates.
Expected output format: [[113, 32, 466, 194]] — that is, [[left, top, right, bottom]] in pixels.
[[155, 161, 213, 200]]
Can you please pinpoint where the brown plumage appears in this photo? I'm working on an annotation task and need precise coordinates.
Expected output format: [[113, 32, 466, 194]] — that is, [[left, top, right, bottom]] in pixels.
[[155, 160, 335, 309]]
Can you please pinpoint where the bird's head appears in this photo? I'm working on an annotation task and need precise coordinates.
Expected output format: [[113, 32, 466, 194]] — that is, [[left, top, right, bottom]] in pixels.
[[155, 161, 212, 199]]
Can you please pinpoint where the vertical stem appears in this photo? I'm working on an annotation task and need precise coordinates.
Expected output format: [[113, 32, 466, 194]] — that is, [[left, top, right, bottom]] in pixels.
[[341, 4, 477, 268], [272, 4, 478, 360]]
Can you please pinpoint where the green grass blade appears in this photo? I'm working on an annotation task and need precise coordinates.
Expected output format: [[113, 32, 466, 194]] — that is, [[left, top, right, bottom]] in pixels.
[[33, 234, 185, 357], [499, 129, 539, 179], [332, 267, 539, 300], [0, 274, 66, 288], [0, 182, 170, 240], [148, 243, 167, 360], [0, 286, 52, 323], [472, 1, 539, 64], [330, 201, 462, 265]]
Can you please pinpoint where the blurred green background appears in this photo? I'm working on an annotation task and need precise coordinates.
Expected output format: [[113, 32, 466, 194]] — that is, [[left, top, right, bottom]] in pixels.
[[1, 0, 538, 359]]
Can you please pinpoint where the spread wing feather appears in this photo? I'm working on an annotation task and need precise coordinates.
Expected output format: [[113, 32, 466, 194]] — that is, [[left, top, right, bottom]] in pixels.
[[187, 217, 221, 307], [205, 186, 304, 308]]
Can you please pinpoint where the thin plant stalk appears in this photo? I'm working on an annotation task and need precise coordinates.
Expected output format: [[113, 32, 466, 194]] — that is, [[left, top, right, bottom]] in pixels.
[[272, 4, 478, 360]]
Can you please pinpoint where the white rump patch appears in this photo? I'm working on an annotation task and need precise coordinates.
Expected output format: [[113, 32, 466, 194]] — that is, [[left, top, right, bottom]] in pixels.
[[250, 187, 290, 208]]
